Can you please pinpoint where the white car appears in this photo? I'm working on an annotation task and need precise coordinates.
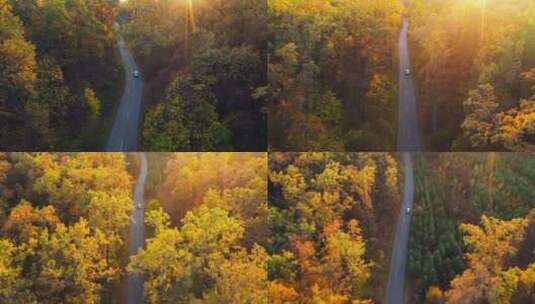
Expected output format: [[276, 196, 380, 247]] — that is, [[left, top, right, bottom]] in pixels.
[[137, 203, 143, 209], [404, 69, 411, 76], [406, 207, 411, 214], [133, 70, 140, 78]]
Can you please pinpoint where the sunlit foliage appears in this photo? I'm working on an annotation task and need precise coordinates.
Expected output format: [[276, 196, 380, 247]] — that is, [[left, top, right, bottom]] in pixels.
[[268, 0, 402, 150], [409, 153, 535, 303], [268, 152, 401, 302], [129, 152, 268, 303], [0, 152, 133, 302], [409, 0, 535, 150], [123, 0, 267, 151]]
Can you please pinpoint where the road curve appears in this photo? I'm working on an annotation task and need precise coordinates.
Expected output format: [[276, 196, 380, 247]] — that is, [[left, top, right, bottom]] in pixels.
[[107, 37, 143, 151], [384, 152, 415, 304], [397, 19, 421, 151], [126, 152, 147, 304]]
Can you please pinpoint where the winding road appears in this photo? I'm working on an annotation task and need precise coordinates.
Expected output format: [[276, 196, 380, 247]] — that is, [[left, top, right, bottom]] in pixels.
[[125, 152, 147, 304], [384, 17, 421, 304], [106, 37, 143, 151]]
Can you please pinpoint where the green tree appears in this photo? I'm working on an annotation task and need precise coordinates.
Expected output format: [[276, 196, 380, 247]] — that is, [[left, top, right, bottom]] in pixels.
[[125, 0, 266, 151], [0, 0, 36, 106], [142, 76, 231, 151], [268, 0, 401, 150], [0, 0, 37, 147], [83, 87, 101, 119]]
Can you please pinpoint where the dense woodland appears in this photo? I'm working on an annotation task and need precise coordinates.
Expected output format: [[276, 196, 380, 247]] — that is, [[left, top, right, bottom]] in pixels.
[[128, 152, 268, 303], [121, 0, 267, 151], [409, 0, 535, 151], [268, 0, 402, 151], [0, 152, 268, 303], [0, 0, 266, 151], [0, 153, 134, 302], [268, 152, 401, 302], [0, 0, 122, 150], [409, 153, 535, 303]]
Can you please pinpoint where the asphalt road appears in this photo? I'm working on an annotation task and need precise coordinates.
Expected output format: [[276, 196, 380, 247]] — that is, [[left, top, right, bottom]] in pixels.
[[384, 152, 415, 304], [384, 17, 420, 304], [126, 152, 147, 304], [397, 19, 422, 152], [106, 37, 143, 151]]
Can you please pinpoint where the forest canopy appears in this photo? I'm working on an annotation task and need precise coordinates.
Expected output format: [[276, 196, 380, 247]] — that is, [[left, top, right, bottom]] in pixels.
[[128, 152, 268, 303], [409, 153, 535, 303], [268, 0, 402, 151], [0, 0, 267, 150], [268, 152, 401, 303], [122, 0, 267, 151], [0, 152, 269, 303], [0, 152, 133, 303], [0, 0, 122, 150], [409, 0, 535, 151]]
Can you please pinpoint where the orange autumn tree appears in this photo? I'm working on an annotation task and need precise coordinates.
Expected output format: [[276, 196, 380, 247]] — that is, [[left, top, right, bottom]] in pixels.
[[0, 152, 133, 303], [446, 214, 533, 303], [268, 152, 401, 302]]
